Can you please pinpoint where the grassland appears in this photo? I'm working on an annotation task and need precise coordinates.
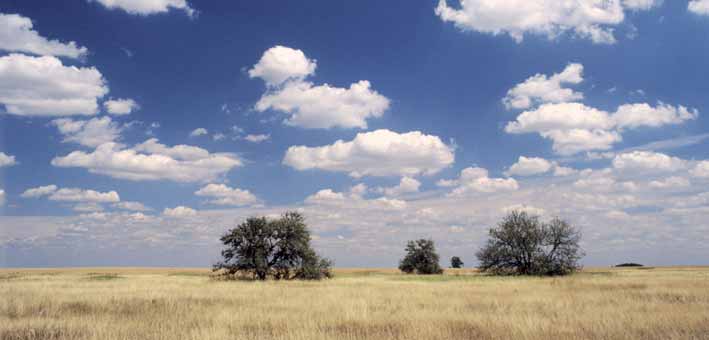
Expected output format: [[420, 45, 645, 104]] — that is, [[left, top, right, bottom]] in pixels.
[[1, 267, 708, 340]]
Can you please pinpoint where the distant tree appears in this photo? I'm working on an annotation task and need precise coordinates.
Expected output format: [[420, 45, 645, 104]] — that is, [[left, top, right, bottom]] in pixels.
[[476, 211, 583, 276], [615, 263, 644, 267], [451, 256, 464, 269], [399, 239, 443, 274], [213, 212, 332, 280]]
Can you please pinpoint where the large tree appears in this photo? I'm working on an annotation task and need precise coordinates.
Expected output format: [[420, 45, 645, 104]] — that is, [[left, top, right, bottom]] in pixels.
[[399, 239, 443, 274], [476, 211, 583, 276], [213, 212, 331, 280]]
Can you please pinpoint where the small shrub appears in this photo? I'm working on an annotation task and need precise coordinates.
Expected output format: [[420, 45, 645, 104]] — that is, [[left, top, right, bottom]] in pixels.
[[451, 256, 464, 268]]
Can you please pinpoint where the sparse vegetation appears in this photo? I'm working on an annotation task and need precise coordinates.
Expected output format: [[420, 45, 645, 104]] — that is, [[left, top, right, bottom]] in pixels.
[[1, 267, 709, 340], [213, 212, 331, 280], [398, 239, 443, 274], [477, 211, 584, 276]]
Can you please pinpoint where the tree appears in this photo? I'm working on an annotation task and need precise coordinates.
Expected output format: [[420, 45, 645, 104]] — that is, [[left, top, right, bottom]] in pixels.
[[213, 212, 332, 280], [451, 256, 464, 268], [476, 211, 583, 276], [399, 239, 443, 274]]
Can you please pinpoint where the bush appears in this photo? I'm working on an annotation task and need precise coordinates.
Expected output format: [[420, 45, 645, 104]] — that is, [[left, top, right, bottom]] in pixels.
[[615, 263, 644, 267], [399, 239, 443, 274], [450, 256, 464, 268], [213, 212, 332, 280], [476, 211, 584, 276]]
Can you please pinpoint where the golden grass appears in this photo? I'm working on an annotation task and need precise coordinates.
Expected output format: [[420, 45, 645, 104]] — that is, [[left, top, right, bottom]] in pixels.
[[1, 267, 708, 340]]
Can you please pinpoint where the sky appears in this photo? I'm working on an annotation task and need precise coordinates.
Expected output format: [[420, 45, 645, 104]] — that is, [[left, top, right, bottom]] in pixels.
[[1, 0, 709, 268]]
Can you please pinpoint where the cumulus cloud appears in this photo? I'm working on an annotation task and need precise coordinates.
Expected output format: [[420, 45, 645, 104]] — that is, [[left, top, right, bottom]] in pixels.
[[0, 152, 17, 167], [376, 177, 421, 197], [649, 176, 690, 189], [195, 184, 260, 206], [0, 54, 108, 116], [503, 63, 584, 110], [305, 187, 407, 210], [283, 129, 455, 177], [441, 167, 519, 196], [113, 201, 152, 211], [0, 13, 87, 59], [163, 206, 197, 217], [21, 185, 58, 198], [612, 151, 687, 172], [689, 0, 709, 15], [690, 161, 709, 178], [0, 189, 5, 206], [435, 0, 662, 44], [255, 80, 390, 129], [505, 101, 698, 155], [52, 116, 122, 147], [613, 103, 698, 129], [43, 187, 120, 203], [89, 0, 195, 17], [104, 98, 139, 115], [248, 46, 317, 87], [189, 128, 208, 137], [244, 134, 270, 143], [251, 46, 390, 129], [51, 139, 242, 183], [505, 156, 553, 176]]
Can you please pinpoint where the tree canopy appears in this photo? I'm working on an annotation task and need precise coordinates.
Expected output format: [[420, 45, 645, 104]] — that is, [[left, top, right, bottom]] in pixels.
[[399, 239, 443, 274]]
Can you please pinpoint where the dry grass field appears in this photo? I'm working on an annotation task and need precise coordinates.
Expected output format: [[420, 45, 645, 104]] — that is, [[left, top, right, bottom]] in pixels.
[[1, 267, 708, 340]]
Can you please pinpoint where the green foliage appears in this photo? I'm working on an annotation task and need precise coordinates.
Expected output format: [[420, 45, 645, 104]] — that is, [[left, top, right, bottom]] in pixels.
[[398, 239, 443, 275], [213, 212, 332, 280], [450, 256, 464, 268], [476, 211, 584, 276]]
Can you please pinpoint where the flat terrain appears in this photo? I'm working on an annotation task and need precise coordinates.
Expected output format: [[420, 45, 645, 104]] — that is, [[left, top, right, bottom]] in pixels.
[[1, 267, 708, 340]]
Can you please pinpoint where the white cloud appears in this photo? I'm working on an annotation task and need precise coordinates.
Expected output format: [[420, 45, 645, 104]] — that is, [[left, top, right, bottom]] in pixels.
[[256, 80, 390, 129], [435, 0, 657, 44], [195, 184, 260, 207], [377, 177, 421, 196], [649, 176, 690, 189], [89, 0, 195, 17], [73, 202, 104, 213], [305, 189, 346, 204], [623, 0, 662, 10], [612, 151, 687, 172], [212, 133, 226, 141], [104, 98, 139, 115], [0, 189, 4, 206], [689, 0, 709, 15], [503, 204, 546, 216], [244, 134, 270, 143], [504, 100, 697, 155], [49, 188, 120, 203], [690, 161, 709, 178], [613, 103, 698, 129], [0, 54, 108, 116], [503, 63, 584, 110], [305, 187, 407, 210], [163, 206, 197, 217], [248, 46, 317, 87], [441, 167, 519, 196], [0, 152, 17, 167], [113, 201, 151, 211], [283, 129, 455, 177], [505, 103, 614, 134], [189, 128, 208, 137], [51, 140, 242, 183], [505, 156, 553, 176], [21, 185, 58, 198], [0, 13, 87, 59], [52, 116, 122, 147], [251, 46, 390, 129]]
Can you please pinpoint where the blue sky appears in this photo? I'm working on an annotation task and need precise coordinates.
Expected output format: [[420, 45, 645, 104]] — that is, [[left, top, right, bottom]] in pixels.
[[1, 0, 709, 267]]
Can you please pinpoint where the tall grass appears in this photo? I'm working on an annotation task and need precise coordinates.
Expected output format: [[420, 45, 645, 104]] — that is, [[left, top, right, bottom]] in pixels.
[[1, 267, 708, 339]]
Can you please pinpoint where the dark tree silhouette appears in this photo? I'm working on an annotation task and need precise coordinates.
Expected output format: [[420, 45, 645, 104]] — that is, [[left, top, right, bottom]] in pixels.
[[399, 239, 443, 274], [450, 256, 464, 268], [476, 211, 583, 276], [214, 212, 331, 280]]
